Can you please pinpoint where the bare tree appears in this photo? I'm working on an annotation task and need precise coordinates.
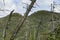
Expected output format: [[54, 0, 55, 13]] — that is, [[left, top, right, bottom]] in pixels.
[[3, 10, 14, 40], [9, 0, 36, 40]]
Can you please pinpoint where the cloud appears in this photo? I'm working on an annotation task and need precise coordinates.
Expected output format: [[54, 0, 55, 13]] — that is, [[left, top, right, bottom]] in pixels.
[[0, 0, 17, 18], [22, 0, 31, 5], [54, 6, 60, 13], [0, 0, 60, 18], [36, 0, 54, 5], [4, 0, 16, 10]]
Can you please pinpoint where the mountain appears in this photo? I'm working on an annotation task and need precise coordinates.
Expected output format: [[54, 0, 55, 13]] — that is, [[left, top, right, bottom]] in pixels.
[[0, 10, 60, 40], [27, 10, 60, 40]]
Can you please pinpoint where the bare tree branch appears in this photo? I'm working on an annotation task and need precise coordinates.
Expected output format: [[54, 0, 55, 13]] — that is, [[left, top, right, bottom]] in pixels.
[[10, 0, 36, 40], [3, 10, 14, 40]]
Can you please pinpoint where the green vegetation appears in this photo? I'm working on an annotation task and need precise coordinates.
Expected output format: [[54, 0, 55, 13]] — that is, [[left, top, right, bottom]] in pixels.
[[0, 10, 60, 40]]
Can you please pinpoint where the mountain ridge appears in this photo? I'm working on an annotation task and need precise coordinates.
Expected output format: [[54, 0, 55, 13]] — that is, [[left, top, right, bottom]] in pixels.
[[0, 10, 60, 40]]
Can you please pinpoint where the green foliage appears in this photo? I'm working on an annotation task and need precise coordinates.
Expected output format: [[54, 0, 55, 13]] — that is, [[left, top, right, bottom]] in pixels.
[[47, 24, 60, 40], [0, 10, 60, 40]]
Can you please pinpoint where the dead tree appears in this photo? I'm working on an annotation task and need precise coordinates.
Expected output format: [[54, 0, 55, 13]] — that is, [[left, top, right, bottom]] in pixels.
[[3, 10, 14, 40], [51, 1, 55, 32], [10, 0, 36, 40]]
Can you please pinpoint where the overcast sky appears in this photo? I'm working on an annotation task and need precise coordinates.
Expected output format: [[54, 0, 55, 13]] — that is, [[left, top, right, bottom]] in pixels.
[[0, 0, 60, 18]]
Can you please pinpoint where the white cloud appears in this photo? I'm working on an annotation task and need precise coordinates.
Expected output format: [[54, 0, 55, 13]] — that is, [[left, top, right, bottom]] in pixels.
[[22, 0, 31, 5], [0, 0, 18, 18], [36, 0, 55, 6], [55, 4, 60, 13], [4, 0, 16, 10], [0, 0, 3, 3], [0, 0, 60, 18]]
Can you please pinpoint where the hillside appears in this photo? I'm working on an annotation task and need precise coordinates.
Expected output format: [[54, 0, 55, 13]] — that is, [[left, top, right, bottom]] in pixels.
[[28, 10, 60, 40], [0, 10, 60, 40], [0, 13, 22, 40]]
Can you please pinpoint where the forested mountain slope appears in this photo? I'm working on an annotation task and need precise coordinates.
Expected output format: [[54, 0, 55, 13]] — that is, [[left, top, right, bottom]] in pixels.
[[0, 10, 60, 40]]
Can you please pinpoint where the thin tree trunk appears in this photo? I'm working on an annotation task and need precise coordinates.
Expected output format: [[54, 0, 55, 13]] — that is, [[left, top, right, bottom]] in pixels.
[[3, 10, 14, 40], [10, 0, 36, 40]]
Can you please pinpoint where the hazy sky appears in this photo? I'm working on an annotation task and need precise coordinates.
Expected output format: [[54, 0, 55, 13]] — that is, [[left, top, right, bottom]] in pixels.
[[0, 0, 60, 18]]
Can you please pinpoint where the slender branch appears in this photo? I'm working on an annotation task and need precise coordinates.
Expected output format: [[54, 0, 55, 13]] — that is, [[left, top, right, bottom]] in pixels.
[[3, 10, 14, 40]]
